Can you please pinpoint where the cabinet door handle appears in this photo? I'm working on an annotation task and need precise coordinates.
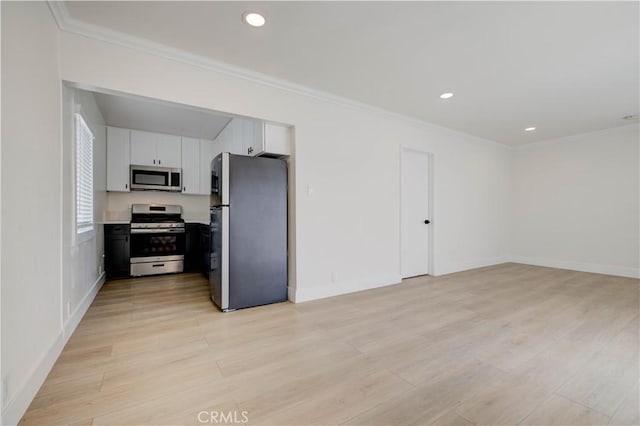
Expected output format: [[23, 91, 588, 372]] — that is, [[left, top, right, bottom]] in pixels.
[[125, 183, 128, 189], [153, 159, 156, 164], [159, 160, 161, 165], [248, 147, 254, 154], [183, 186, 186, 191]]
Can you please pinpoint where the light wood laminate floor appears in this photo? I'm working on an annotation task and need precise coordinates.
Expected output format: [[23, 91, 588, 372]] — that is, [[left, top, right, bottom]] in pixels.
[[20, 263, 639, 425]]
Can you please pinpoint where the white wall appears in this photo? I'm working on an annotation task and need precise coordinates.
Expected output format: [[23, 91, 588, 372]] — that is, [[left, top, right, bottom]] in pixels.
[[1, 2, 64, 425], [2, 4, 636, 425], [0, 1, 4, 421], [61, 87, 108, 335], [58, 30, 511, 303], [2, 5, 511, 423], [0, 3, 3, 423], [510, 124, 640, 278]]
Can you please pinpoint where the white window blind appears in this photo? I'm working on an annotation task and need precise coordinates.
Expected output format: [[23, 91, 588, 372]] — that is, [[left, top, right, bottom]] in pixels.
[[75, 113, 94, 233]]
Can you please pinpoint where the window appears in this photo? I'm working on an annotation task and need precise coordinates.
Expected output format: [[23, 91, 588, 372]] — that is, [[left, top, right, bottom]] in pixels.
[[75, 113, 94, 234]]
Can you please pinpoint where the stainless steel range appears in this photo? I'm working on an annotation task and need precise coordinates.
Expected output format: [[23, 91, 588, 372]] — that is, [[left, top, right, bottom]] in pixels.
[[130, 204, 185, 277]]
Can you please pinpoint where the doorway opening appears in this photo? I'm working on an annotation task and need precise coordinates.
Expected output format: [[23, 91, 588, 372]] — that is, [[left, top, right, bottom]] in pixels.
[[61, 81, 297, 306], [400, 147, 434, 278]]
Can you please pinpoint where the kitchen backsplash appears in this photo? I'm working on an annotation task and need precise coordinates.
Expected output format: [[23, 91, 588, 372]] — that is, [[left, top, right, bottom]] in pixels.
[[105, 191, 210, 223]]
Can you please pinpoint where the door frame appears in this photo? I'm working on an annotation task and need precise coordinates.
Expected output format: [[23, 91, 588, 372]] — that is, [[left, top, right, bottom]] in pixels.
[[399, 146, 434, 277]]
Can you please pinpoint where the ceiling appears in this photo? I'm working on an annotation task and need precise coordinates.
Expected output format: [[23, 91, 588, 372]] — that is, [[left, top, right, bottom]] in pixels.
[[90, 91, 232, 140], [64, 1, 639, 145]]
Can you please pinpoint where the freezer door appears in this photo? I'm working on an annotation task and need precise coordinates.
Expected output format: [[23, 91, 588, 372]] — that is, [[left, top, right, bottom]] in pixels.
[[209, 206, 229, 310], [210, 153, 229, 206], [228, 155, 288, 309]]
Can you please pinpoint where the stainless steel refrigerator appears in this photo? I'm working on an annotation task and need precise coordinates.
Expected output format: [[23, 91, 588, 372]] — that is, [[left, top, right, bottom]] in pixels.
[[209, 152, 288, 311]]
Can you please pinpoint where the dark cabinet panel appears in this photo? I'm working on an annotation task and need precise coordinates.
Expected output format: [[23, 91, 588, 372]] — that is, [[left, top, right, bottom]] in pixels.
[[184, 223, 201, 272], [105, 224, 130, 279], [200, 224, 211, 277]]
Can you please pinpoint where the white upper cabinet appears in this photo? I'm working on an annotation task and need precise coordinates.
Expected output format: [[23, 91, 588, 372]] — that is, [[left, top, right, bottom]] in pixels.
[[213, 118, 243, 156], [216, 123, 229, 157], [263, 122, 292, 157], [156, 133, 181, 167], [221, 120, 234, 153], [236, 119, 254, 155], [248, 121, 292, 157], [245, 122, 258, 156], [130, 130, 181, 167], [200, 139, 216, 195], [214, 118, 291, 158], [130, 130, 156, 166], [105, 119, 291, 195], [106, 126, 130, 192], [181, 137, 200, 194]]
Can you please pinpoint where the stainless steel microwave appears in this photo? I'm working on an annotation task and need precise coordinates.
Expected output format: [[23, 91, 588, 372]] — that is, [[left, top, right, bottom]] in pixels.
[[130, 165, 181, 192]]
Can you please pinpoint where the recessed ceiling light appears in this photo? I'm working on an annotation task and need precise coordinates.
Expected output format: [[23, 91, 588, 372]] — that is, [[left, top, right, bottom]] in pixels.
[[525, 127, 536, 131], [439, 92, 454, 99], [243, 12, 266, 27]]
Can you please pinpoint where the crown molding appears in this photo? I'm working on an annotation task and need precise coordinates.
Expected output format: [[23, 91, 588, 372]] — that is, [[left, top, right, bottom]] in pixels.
[[47, 1, 508, 149], [47, 0, 71, 29], [510, 122, 640, 151]]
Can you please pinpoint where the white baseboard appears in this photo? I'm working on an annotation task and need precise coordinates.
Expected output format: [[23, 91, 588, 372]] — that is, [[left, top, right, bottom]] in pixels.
[[289, 257, 513, 303], [2, 273, 105, 426], [433, 256, 509, 276], [287, 285, 296, 303], [64, 272, 105, 337], [287, 254, 638, 305], [507, 255, 640, 279], [1, 331, 66, 426], [291, 273, 403, 303]]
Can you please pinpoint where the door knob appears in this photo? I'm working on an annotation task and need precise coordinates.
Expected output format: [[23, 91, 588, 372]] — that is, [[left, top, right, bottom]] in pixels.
[[424, 220, 431, 224]]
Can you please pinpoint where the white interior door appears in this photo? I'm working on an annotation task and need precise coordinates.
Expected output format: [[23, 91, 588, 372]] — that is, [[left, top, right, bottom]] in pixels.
[[401, 148, 431, 278]]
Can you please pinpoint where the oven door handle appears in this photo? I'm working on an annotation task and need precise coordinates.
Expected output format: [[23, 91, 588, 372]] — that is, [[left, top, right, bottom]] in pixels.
[[130, 228, 185, 234]]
